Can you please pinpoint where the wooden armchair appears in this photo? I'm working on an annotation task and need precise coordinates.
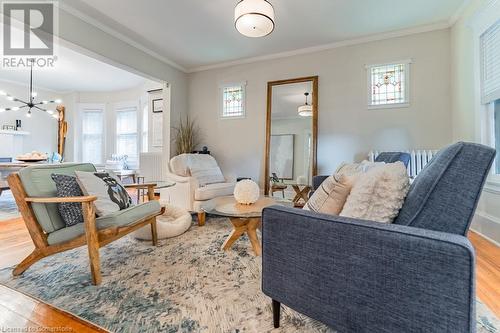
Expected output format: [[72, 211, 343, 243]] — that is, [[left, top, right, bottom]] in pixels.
[[8, 163, 165, 285]]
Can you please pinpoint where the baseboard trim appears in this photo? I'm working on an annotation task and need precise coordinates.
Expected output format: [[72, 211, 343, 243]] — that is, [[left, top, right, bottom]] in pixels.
[[471, 211, 500, 246]]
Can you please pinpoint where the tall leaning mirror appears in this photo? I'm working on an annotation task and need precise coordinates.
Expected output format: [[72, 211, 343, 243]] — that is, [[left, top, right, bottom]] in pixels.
[[265, 76, 318, 206]]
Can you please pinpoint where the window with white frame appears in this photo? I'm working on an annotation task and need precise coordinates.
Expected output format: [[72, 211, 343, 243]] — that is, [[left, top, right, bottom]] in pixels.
[[80, 104, 104, 164], [115, 104, 138, 166], [494, 100, 500, 174], [480, 19, 500, 175], [367, 61, 410, 108], [220, 83, 246, 118]]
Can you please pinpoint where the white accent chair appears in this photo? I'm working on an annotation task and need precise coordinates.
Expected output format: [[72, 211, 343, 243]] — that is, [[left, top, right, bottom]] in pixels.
[[160, 154, 236, 225]]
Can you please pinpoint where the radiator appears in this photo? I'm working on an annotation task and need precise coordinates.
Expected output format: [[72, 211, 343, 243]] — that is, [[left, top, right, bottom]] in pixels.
[[368, 150, 438, 178], [139, 152, 163, 181]]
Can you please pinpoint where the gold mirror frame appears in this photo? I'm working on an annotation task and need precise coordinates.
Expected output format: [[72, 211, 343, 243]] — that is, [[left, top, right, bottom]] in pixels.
[[264, 76, 318, 195]]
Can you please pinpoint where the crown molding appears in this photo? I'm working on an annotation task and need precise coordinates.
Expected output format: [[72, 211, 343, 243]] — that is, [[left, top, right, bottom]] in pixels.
[[52, 2, 462, 75], [0, 78, 72, 95], [58, 2, 188, 73], [448, 0, 472, 25], [187, 21, 450, 73]]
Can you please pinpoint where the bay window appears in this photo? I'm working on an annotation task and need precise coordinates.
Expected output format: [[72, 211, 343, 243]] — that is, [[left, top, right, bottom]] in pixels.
[[480, 19, 500, 176]]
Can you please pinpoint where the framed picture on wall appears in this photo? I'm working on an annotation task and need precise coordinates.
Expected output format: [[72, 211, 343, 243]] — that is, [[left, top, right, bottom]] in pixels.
[[152, 99, 163, 113]]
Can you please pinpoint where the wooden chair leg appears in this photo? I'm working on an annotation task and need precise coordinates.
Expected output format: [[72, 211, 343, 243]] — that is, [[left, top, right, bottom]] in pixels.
[[150, 218, 158, 246], [272, 299, 281, 328], [86, 240, 101, 285], [12, 250, 43, 276], [198, 211, 206, 226], [82, 202, 101, 285]]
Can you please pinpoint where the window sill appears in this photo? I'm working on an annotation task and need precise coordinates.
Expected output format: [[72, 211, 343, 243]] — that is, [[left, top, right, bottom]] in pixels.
[[484, 179, 500, 195], [368, 103, 410, 110], [220, 115, 246, 120]]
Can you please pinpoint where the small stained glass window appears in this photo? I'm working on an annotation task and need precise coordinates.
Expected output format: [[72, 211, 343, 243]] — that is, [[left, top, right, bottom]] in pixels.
[[367, 61, 410, 108], [221, 83, 245, 118]]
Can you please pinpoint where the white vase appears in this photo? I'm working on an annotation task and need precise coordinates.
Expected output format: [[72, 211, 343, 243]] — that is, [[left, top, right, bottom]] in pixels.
[[234, 179, 260, 205]]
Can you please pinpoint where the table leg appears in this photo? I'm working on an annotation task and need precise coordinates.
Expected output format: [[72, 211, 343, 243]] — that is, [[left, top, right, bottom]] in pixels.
[[299, 186, 311, 201], [291, 185, 302, 203], [247, 218, 262, 256], [222, 218, 247, 251], [222, 217, 262, 256]]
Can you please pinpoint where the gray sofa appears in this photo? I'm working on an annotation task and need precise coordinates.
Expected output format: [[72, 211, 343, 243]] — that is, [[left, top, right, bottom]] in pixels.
[[262, 142, 495, 333]]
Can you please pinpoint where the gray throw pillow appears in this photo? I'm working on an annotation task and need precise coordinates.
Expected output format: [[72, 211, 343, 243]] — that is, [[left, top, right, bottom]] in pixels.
[[51, 174, 84, 227], [75, 171, 133, 216]]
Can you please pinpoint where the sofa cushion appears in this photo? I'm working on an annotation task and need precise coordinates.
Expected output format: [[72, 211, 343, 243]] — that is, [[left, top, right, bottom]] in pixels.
[[393, 142, 495, 235], [75, 171, 132, 216], [169, 154, 224, 181], [190, 166, 225, 186], [194, 182, 235, 201], [47, 200, 161, 245], [18, 163, 96, 233], [340, 162, 410, 223], [51, 174, 84, 227], [375, 152, 411, 167], [303, 174, 350, 214]]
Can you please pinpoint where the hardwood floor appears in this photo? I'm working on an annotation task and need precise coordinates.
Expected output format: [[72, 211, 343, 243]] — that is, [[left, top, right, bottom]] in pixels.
[[469, 231, 500, 316], [0, 216, 498, 330], [0, 284, 107, 332]]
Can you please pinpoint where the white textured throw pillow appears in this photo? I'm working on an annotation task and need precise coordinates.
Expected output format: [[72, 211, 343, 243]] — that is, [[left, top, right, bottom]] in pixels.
[[335, 161, 386, 186], [340, 162, 409, 223]]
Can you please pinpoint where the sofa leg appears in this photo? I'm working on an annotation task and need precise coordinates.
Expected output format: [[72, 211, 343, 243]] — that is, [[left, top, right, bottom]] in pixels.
[[82, 202, 101, 285], [272, 299, 280, 328], [197, 212, 206, 226], [150, 218, 158, 246], [12, 250, 43, 276]]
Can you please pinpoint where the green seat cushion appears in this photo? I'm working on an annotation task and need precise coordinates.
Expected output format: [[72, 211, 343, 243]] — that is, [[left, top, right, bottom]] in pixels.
[[46, 200, 161, 245], [18, 163, 96, 233]]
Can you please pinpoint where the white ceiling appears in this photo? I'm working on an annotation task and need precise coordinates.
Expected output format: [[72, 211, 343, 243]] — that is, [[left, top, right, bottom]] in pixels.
[[0, 44, 148, 93], [272, 82, 312, 119], [62, 0, 466, 71]]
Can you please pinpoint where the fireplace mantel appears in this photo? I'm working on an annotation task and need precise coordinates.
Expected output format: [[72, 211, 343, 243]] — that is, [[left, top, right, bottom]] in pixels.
[[0, 130, 30, 136], [0, 130, 30, 160]]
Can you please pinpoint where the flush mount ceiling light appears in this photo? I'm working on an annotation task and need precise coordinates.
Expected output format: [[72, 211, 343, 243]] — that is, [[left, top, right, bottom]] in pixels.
[[235, 0, 275, 38], [298, 92, 313, 117]]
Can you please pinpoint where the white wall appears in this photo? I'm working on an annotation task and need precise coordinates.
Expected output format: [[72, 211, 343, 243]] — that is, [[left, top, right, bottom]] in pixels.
[[188, 29, 452, 187], [450, 0, 500, 243], [56, 7, 188, 165], [0, 80, 62, 156]]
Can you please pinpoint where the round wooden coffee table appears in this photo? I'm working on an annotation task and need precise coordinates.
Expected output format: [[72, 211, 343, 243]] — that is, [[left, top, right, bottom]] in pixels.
[[201, 196, 280, 256]]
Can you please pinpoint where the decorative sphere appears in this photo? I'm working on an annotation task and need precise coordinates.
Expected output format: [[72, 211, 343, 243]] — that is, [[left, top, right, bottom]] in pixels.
[[234, 179, 260, 205]]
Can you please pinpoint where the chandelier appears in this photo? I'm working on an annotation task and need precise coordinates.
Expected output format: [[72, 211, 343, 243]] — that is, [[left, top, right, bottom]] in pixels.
[[298, 92, 313, 117], [235, 0, 275, 38], [0, 58, 61, 118]]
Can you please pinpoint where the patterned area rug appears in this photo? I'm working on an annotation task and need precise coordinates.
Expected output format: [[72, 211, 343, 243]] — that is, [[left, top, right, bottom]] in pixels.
[[0, 190, 20, 220], [0, 218, 498, 333]]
